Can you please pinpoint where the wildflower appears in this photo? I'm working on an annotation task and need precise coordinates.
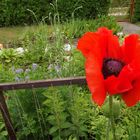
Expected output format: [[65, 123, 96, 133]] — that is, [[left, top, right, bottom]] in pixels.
[[32, 63, 38, 70], [15, 77, 21, 82], [64, 43, 71, 52], [15, 47, 24, 55], [25, 68, 31, 73], [15, 68, 24, 74], [78, 27, 140, 107], [55, 65, 61, 73], [117, 32, 123, 37]]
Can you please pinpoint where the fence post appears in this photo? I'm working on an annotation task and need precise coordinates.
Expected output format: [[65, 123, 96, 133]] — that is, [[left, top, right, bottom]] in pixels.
[[0, 91, 17, 140], [130, 0, 135, 22]]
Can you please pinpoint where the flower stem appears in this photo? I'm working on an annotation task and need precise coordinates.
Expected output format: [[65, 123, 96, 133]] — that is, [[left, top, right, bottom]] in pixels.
[[106, 118, 110, 140], [109, 96, 116, 140]]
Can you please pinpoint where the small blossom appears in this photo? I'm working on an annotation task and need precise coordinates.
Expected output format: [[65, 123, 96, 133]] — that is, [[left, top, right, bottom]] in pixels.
[[25, 68, 31, 73], [15, 77, 21, 82], [64, 43, 71, 52], [15, 68, 24, 74], [32, 63, 38, 70], [55, 65, 61, 73], [117, 32, 123, 37], [15, 47, 24, 55]]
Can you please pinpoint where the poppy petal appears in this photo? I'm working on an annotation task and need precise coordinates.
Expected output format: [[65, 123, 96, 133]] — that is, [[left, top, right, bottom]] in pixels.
[[106, 63, 140, 95], [77, 32, 100, 58], [85, 53, 106, 106], [123, 34, 139, 63], [105, 75, 133, 95], [97, 27, 122, 59], [107, 35, 122, 59], [122, 80, 140, 107]]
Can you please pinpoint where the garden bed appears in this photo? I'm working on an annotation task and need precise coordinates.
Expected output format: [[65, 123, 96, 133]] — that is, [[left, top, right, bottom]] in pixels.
[[1, 16, 140, 140]]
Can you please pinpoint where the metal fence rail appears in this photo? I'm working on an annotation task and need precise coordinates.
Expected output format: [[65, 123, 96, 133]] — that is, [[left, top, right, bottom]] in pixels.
[[0, 77, 86, 140]]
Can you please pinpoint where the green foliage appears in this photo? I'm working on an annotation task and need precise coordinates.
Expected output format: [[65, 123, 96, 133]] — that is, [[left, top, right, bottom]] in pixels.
[[0, 48, 22, 64], [0, 116, 8, 140], [0, 17, 121, 82], [0, 0, 111, 26], [111, 0, 129, 7], [0, 0, 50, 26], [1, 17, 138, 139], [133, 0, 140, 22], [43, 88, 72, 139], [62, 16, 122, 38]]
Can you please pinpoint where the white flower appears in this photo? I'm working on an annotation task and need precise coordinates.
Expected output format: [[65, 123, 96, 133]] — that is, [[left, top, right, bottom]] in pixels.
[[64, 56, 71, 61], [64, 43, 71, 52], [15, 47, 24, 55], [117, 32, 123, 36]]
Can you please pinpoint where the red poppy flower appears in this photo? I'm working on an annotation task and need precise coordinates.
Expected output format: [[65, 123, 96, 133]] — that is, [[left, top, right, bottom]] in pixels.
[[77, 27, 140, 107]]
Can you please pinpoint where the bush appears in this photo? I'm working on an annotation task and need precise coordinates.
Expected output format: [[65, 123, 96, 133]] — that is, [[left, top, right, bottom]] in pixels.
[[0, 0, 111, 26], [0, 0, 50, 26], [133, 0, 140, 22]]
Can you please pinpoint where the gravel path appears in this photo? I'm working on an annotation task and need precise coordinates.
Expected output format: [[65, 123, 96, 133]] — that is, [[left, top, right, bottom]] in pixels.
[[118, 22, 140, 34]]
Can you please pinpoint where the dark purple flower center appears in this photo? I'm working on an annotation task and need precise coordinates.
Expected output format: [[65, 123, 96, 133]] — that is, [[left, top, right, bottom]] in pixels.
[[102, 58, 125, 79]]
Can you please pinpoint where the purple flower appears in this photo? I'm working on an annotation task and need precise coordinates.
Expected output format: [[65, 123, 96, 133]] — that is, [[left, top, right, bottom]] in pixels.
[[32, 63, 38, 70], [15, 77, 21, 82], [15, 68, 24, 74]]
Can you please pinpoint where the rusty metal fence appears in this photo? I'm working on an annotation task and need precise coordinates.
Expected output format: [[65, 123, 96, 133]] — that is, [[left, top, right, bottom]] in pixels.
[[0, 77, 86, 140]]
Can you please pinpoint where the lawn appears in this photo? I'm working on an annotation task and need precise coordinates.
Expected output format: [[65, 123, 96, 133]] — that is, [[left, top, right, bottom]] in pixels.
[[0, 25, 39, 43]]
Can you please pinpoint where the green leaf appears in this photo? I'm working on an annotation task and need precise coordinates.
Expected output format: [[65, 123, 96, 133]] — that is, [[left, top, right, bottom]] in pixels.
[[49, 126, 58, 134], [60, 122, 72, 129], [0, 131, 8, 136]]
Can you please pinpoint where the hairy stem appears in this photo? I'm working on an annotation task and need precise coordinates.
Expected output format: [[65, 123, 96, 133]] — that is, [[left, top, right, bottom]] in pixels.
[[109, 96, 116, 140]]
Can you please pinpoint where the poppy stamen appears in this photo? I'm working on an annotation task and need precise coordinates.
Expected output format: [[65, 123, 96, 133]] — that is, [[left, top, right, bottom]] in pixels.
[[102, 58, 125, 79]]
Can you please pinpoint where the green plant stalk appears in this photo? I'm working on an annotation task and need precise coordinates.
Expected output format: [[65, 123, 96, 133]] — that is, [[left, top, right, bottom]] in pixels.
[[109, 96, 116, 140], [106, 118, 110, 140]]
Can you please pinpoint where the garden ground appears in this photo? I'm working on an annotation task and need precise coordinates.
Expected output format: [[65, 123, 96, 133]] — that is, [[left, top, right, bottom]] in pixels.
[[118, 22, 140, 34], [0, 21, 140, 44]]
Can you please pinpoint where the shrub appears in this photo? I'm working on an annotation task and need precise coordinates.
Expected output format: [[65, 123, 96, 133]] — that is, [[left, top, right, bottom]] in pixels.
[[133, 0, 140, 22], [0, 0, 51, 26], [0, 0, 111, 26]]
